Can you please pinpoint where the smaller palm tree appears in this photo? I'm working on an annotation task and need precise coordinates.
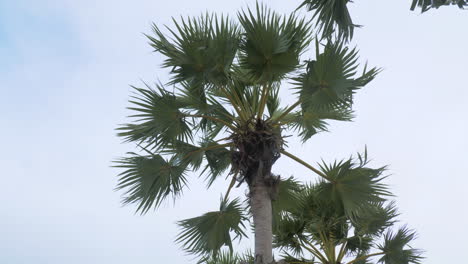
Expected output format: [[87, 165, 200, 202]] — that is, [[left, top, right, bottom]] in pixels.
[[271, 151, 423, 264], [200, 151, 423, 264]]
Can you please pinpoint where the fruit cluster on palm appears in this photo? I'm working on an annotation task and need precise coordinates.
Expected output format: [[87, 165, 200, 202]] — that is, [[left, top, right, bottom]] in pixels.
[[114, 1, 429, 264]]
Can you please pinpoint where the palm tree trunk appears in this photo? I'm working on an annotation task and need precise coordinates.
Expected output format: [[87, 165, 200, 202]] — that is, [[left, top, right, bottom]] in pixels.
[[251, 176, 273, 264]]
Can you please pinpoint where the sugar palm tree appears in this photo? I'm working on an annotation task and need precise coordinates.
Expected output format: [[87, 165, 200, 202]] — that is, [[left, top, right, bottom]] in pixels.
[[196, 152, 423, 264], [114, 3, 381, 264], [272, 152, 423, 264]]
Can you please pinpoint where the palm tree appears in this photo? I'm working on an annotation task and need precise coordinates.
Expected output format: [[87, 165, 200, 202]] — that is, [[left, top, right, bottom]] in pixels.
[[272, 152, 423, 264], [114, 3, 381, 264], [196, 152, 423, 264]]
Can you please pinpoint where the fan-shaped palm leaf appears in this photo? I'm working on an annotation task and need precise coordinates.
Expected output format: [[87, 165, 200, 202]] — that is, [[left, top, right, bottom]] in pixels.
[[238, 3, 312, 83], [295, 41, 379, 112], [377, 226, 423, 264], [351, 201, 399, 237], [298, 0, 356, 41], [176, 198, 248, 257], [117, 85, 193, 149], [283, 107, 353, 142], [316, 153, 390, 217], [114, 153, 188, 213], [147, 14, 240, 86]]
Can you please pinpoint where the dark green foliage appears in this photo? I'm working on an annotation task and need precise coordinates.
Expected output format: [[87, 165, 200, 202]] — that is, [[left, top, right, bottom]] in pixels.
[[176, 198, 248, 257], [316, 153, 390, 217], [114, 153, 188, 213], [296, 41, 379, 112], [351, 201, 399, 237], [411, 0, 467, 12], [285, 107, 354, 142], [238, 3, 312, 83], [290, 41, 378, 142], [147, 14, 240, 86], [201, 141, 232, 187], [271, 151, 423, 264], [298, 0, 355, 41], [117, 85, 193, 149], [377, 227, 424, 264]]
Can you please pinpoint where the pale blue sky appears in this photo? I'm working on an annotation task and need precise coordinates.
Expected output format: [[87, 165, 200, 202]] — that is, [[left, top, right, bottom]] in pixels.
[[1, 0, 467, 264]]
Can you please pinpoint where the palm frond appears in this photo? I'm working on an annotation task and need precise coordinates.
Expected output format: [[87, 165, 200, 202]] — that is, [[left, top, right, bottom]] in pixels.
[[114, 153, 188, 214], [201, 140, 232, 187], [288, 183, 349, 243], [377, 226, 424, 264], [346, 235, 373, 254], [163, 140, 206, 170], [298, 0, 356, 41], [117, 85, 193, 149], [147, 14, 240, 86], [294, 41, 380, 113], [272, 176, 303, 215], [238, 3, 312, 83], [316, 152, 390, 217], [283, 107, 353, 142], [176, 198, 248, 257], [164, 139, 232, 187], [351, 201, 399, 237], [411, 0, 467, 12], [273, 214, 307, 255], [178, 82, 237, 138], [272, 177, 304, 253]]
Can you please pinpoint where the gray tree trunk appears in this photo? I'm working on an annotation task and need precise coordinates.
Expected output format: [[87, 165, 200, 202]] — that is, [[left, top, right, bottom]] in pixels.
[[251, 179, 273, 264]]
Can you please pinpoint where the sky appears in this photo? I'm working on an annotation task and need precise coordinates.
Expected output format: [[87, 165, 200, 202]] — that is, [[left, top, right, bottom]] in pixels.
[[0, 0, 467, 263]]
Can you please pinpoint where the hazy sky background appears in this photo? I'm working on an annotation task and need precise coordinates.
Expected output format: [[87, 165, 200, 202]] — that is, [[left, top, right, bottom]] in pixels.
[[1, 0, 467, 263]]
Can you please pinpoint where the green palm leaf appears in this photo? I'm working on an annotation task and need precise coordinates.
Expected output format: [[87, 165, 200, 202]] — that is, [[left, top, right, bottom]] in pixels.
[[411, 0, 467, 12], [238, 3, 312, 83], [298, 0, 356, 41], [176, 198, 248, 257], [117, 85, 193, 148], [272, 176, 302, 215], [351, 201, 399, 237], [273, 214, 307, 255], [377, 226, 424, 264], [114, 153, 188, 213], [294, 41, 379, 113], [147, 14, 240, 86], [283, 107, 353, 142], [316, 152, 390, 217], [201, 141, 232, 187], [346, 235, 373, 254], [163, 139, 232, 187]]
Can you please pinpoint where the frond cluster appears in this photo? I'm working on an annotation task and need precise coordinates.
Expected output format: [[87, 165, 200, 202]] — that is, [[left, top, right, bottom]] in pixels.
[[272, 153, 423, 264], [115, 3, 378, 215], [411, 0, 467, 12], [176, 198, 248, 257], [298, 0, 356, 41]]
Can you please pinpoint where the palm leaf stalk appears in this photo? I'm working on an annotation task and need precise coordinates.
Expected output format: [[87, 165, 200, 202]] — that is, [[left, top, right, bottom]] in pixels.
[[115, 3, 382, 264]]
